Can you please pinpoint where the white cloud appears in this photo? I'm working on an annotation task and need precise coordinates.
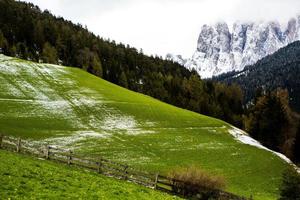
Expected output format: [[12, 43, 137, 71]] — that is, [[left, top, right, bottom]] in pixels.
[[23, 0, 300, 58]]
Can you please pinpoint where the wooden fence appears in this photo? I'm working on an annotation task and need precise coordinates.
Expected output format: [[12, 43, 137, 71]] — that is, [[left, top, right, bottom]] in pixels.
[[0, 134, 249, 200]]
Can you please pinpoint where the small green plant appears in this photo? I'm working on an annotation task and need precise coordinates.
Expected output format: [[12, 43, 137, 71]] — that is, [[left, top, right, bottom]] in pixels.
[[279, 168, 300, 200], [168, 166, 226, 198]]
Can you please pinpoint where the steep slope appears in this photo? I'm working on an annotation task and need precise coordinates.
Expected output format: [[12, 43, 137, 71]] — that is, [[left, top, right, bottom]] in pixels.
[[0, 150, 178, 199], [0, 54, 295, 199], [168, 16, 300, 78], [0, 0, 245, 128], [214, 41, 300, 112]]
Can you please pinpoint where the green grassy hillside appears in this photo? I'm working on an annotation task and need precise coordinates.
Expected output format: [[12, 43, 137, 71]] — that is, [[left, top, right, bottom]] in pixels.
[[0, 150, 179, 199], [0, 54, 293, 199]]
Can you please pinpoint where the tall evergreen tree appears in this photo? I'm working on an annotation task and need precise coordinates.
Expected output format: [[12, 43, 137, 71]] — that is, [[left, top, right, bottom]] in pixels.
[[42, 42, 58, 64], [119, 71, 128, 88], [294, 123, 300, 163], [91, 54, 103, 77], [0, 31, 8, 54], [245, 89, 295, 153]]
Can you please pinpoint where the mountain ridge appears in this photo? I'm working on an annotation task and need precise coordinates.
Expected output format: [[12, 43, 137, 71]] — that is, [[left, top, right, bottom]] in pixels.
[[168, 16, 300, 78], [214, 40, 300, 112]]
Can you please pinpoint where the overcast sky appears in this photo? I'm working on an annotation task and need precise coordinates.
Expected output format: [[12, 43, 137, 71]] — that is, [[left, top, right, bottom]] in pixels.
[[23, 0, 300, 58]]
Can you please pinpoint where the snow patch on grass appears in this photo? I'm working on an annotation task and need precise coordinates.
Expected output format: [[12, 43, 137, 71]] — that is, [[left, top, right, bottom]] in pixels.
[[193, 142, 224, 150], [102, 115, 137, 130], [144, 121, 157, 127], [229, 126, 300, 173], [16, 79, 49, 100], [38, 64, 68, 77], [39, 100, 70, 110], [101, 114, 156, 135], [71, 97, 102, 107], [0, 77, 24, 98], [126, 129, 156, 135], [186, 126, 223, 130], [0, 63, 19, 75], [38, 131, 109, 149]]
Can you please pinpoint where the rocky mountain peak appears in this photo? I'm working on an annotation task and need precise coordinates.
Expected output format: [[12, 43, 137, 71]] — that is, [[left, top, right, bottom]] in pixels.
[[168, 15, 300, 78]]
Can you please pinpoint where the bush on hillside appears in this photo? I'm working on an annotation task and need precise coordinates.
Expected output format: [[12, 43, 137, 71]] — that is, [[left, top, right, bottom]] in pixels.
[[279, 168, 300, 200], [168, 166, 226, 198]]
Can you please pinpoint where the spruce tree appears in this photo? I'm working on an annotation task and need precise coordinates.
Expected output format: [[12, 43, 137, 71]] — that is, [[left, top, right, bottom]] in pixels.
[[0, 31, 8, 54], [42, 42, 58, 64], [294, 123, 300, 163], [119, 71, 128, 88], [91, 54, 103, 77]]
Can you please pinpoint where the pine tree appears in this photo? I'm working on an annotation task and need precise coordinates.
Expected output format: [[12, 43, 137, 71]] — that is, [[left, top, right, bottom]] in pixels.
[[9, 45, 17, 57], [91, 54, 103, 77], [76, 48, 91, 71], [294, 123, 300, 163], [119, 71, 128, 88], [16, 42, 29, 59], [42, 42, 58, 64], [34, 21, 45, 50], [245, 89, 293, 152], [0, 31, 8, 54]]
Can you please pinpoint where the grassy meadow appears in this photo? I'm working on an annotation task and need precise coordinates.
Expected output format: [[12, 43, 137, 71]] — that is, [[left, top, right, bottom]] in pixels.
[[0, 150, 179, 199], [0, 54, 293, 199]]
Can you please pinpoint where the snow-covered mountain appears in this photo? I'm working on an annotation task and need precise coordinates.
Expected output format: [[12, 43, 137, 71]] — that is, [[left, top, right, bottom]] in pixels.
[[167, 16, 300, 78]]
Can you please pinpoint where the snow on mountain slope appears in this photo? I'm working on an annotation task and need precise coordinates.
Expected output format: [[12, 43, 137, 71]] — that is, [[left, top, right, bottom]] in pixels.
[[167, 16, 300, 78], [229, 126, 300, 173]]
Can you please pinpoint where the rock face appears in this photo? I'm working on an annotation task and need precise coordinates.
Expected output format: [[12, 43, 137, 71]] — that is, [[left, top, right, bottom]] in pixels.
[[168, 16, 300, 78]]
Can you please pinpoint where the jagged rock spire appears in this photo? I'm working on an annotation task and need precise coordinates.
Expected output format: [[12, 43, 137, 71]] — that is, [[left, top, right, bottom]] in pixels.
[[167, 16, 300, 78]]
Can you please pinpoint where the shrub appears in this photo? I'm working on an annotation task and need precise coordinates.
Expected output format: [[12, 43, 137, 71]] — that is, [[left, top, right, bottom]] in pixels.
[[168, 166, 226, 198], [279, 168, 300, 200]]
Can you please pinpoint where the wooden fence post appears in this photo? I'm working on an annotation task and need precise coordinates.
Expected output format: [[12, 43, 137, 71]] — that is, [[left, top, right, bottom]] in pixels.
[[68, 150, 73, 165], [45, 145, 50, 159], [123, 165, 128, 180], [0, 134, 3, 149], [97, 159, 102, 174], [154, 172, 159, 189], [16, 138, 21, 153]]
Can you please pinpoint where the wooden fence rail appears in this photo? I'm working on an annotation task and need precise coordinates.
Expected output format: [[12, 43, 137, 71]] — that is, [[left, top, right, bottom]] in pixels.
[[0, 134, 249, 200]]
